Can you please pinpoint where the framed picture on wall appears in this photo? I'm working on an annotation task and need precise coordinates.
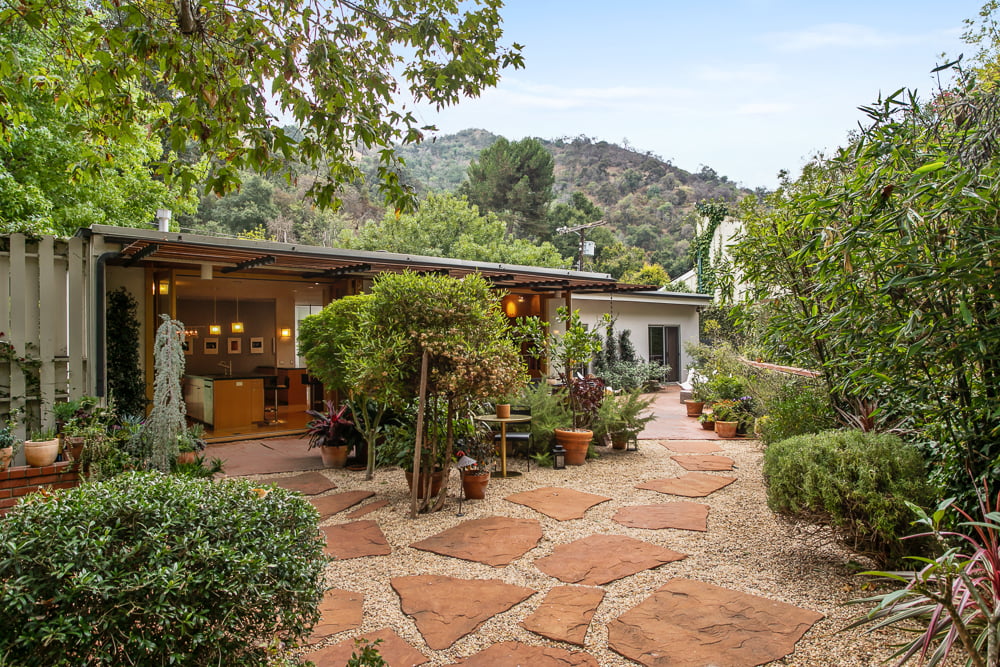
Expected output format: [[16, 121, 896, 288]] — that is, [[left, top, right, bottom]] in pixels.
[[228, 337, 242, 354], [249, 337, 264, 354], [182, 340, 192, 356], [204, 338, 219, 355]]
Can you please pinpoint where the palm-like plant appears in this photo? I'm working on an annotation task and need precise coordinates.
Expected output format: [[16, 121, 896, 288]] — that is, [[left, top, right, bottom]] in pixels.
[[849, 487, 1000, 667], [305, 401, 355, 450]]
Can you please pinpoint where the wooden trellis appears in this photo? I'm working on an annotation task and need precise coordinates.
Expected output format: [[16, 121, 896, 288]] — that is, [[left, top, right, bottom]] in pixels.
[[0, 234, 89, 439]]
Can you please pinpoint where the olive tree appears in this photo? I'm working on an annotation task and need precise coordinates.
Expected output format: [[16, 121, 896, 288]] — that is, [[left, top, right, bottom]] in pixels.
[[299, 272, 527, 511]]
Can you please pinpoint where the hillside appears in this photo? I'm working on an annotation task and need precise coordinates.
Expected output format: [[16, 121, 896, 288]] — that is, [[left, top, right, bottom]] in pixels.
[[386, 130, 750, 275]]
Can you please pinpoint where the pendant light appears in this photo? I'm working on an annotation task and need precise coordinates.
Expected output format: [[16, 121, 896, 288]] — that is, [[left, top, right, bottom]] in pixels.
[[209, 289, 221, 335], [231, 292, 244, 333]]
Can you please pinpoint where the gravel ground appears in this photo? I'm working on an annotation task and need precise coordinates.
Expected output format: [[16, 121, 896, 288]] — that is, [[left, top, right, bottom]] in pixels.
[[253, 437, 931, 666]]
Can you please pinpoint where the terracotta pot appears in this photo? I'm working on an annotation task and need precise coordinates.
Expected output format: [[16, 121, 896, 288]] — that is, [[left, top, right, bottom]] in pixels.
[[176, 450, 198, 465], [405, 469, 448, 499], [684, 400, 705, 417], [700, 419, 716, 431], [461, 472, 490, 499], [495, 403, 511, 419], [714, 420, 738, 438], [24, 438, 60, 467], [64, 435, 85, 462], [611, 432, 629, 450], [0, 446, 12, 472], [320, 445, 349, 468], [554, 428, 592, 465]]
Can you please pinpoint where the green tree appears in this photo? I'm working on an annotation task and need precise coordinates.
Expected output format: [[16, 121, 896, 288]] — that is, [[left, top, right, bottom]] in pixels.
[[459, 137, 554, 238], [620, 262, 671, 287], [725, 78, 1000, 503], [340, 193, 569, 268], [594, 240, 644, 279], [0, 0, 523, 210], [0, 20, 194, 236]]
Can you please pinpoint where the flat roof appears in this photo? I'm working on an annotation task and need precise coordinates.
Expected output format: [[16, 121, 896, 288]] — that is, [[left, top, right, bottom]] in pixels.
[[81, 225, 661, 293]]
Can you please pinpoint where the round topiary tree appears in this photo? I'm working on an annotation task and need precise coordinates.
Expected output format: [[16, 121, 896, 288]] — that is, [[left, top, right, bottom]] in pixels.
[[0, 472, 327, 665]]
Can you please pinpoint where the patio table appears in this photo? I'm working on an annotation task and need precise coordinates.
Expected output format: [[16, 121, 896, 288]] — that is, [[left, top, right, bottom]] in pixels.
[[473, 413, 531, 478]]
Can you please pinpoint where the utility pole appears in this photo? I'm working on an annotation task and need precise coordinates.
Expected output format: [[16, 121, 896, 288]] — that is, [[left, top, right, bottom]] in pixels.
[[556, 219, 606, 270]]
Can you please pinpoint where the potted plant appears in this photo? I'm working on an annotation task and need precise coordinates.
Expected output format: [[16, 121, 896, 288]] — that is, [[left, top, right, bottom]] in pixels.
[[685, 380, 709, 417], [593, 389, 655, 450], [711, 399, 739, 438], [24, 427, 60, 467], [176, 424, 207, 465], [521, 307, 607, 465], [698, 412, 716, 430], [456, 422, 495, 500], [305, 400, 358, 468], [0, 411, 22, 472]]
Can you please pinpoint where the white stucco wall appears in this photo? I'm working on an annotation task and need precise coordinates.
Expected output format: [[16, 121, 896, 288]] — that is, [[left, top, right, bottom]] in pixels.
[[545, 292, 709, 382]]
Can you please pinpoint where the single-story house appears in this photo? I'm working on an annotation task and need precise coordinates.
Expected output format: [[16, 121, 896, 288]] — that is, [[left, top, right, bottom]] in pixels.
[[1, 226, 710, 443]]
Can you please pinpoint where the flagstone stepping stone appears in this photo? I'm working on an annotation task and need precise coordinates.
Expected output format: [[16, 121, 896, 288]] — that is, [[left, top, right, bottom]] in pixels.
[[658, 440, 722, 454], [671, 454, 735, 471], [311, 490, 375, 520], [391, 575, 534, 650], [613, 502, 710, 532], [535, 535, 686, 586], [302, 628, 427, 666], [410, 516, 542, 567], [307, 588, 363, 644], [272, 471, 335, 495], [636, 472, 736, 498], [449, 641, 599, 666], [346, 499, 390, 518], [505, 486, 611, 521], [520, 585, 605, 646], [607, 578, 823, 667], [321, 520, 391, 559]]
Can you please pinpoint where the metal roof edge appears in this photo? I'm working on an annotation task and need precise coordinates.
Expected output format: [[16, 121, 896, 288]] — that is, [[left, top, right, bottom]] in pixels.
[[84, 224, 617, 282]]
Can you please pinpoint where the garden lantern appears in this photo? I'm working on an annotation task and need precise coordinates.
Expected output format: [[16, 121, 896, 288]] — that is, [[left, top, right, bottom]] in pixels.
[[552, 443, 566, 470]]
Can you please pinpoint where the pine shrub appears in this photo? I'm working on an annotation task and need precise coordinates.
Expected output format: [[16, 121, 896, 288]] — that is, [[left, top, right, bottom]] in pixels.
[[763, 429, 935, 564], [0, 472, 327, 665]]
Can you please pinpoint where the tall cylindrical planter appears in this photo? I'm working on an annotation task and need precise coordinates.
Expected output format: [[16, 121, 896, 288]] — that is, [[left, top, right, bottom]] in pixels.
[[554, 428, 592, 465], [24, 438, 60, 467], [495, 403, 511, 419]]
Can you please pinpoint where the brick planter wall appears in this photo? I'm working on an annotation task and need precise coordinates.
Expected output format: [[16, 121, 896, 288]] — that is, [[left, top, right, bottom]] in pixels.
[[0, 462, 81, 515]]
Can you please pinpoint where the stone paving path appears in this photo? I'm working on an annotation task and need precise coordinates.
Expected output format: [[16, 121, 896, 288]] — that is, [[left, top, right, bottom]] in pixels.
[[289, 389, 824, 666]]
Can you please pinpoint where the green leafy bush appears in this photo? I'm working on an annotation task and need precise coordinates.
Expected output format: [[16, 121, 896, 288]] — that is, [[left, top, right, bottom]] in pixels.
[[0, 472, 327, 666], [758, 379, 837, 446], [763, 430, 934, 564], [515, 381, 572, 454]]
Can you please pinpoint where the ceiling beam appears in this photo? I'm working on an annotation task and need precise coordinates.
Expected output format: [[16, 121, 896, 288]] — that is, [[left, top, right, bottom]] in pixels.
[[300, 262, 372, 279], [123, 243, 159, 267], [221, 255, 277, 274]]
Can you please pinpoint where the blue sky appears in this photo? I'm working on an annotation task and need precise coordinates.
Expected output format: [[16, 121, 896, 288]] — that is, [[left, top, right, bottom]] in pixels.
[[410, 0, 979, 190]]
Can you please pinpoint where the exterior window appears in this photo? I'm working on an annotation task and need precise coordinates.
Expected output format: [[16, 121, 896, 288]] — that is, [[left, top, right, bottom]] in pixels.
[[294, 304, 323, 367]]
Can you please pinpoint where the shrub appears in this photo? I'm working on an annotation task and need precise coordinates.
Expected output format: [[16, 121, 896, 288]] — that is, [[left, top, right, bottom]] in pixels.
[[0, 472, 327, 665], [514, 381, 571, 455], [763, 430, 935, 564], [759, 379, 837, 446]]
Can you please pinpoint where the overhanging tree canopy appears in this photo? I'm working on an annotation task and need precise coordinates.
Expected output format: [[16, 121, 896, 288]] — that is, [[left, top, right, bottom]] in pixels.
[[0, 0, 524, 210]]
